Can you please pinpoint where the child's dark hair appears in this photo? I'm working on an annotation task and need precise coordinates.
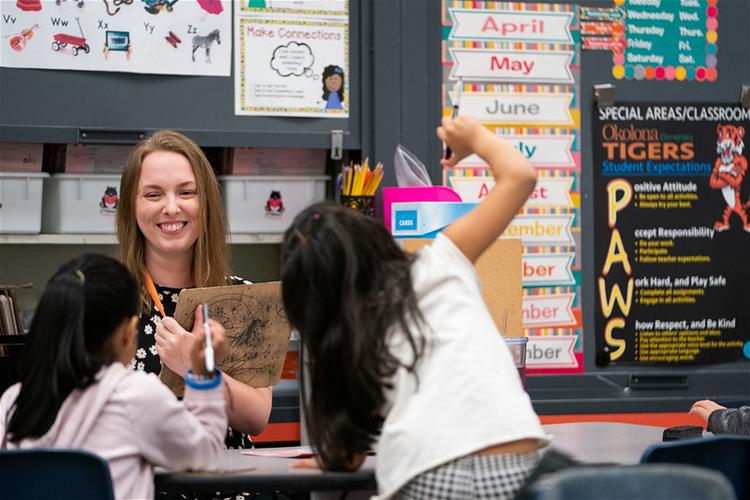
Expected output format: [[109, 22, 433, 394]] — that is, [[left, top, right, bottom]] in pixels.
[[281, 202, 424, 470], [6, 254, 140, 443], [321, 65, 345, 101]]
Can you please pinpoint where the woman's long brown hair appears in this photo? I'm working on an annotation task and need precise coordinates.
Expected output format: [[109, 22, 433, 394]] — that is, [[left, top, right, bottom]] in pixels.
[[116, 130, 229, 311]]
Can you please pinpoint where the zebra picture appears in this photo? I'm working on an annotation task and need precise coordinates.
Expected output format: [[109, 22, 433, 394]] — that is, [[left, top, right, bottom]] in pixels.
[[192, 29, 220, 63]]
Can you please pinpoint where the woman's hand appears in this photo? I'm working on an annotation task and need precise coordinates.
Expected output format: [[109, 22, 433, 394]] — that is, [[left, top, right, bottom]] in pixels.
[[437, 115, 494, 167], [155, 317, 192, 377], [690, 399, 726, 423], [156, 305, 227, 377]]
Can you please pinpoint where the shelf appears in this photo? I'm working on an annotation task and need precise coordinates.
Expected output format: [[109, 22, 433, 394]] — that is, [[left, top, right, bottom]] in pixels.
[[0, 234, 283, 245], [0, 234, 118, 245], [228, 234, 283, 244]]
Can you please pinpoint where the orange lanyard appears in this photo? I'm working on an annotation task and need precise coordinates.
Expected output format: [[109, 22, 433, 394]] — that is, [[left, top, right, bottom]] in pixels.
[[144, 271, 166, 318]]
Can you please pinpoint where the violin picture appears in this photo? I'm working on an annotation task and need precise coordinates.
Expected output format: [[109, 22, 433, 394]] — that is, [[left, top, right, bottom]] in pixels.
[[9, 24, 39, 52]]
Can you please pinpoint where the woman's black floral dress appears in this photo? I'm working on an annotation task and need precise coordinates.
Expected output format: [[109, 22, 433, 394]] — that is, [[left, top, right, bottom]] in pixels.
[[132, 276, 254, 449]]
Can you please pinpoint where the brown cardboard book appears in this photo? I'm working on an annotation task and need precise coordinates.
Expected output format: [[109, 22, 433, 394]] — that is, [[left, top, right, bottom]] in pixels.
[[159, 282, 291, 397], [401, 238, 523, 336]]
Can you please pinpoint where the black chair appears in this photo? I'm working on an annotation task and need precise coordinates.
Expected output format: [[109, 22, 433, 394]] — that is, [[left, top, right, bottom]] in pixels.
[[640, 434, 750, 500], [530, 463, 736, 500], [0, 448, 115, 500]]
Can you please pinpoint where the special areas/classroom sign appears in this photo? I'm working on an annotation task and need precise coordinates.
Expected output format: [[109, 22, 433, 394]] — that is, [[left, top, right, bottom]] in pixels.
[[593, 103, 750, 366]]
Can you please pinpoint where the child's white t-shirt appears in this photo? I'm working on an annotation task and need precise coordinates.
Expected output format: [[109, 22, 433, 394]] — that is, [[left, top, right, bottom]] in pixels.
[[375, 233, 550, 499]]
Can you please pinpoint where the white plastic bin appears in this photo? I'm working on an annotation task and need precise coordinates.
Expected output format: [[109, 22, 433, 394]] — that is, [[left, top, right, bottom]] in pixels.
[[0, 172, 49, 234], [43, 174, 122, 233], [220, 176, 328, 233]]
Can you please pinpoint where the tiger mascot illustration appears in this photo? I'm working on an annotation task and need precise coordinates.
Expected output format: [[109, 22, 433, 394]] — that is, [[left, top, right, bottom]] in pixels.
[[710, 124, 750, 231]]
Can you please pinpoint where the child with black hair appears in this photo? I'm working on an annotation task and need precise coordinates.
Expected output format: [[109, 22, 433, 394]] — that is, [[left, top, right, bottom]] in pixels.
[[0, 254, 227, 500], [281, 115, 549, 499]]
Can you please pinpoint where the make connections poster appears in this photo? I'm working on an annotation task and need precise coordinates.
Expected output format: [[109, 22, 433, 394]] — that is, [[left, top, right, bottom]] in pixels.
[[594, 103, 750, 366], [234, 0, 349, 117]]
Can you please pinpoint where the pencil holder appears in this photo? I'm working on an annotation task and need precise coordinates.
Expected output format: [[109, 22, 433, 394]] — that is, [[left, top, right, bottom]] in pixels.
[[341, 195, 376, 217]]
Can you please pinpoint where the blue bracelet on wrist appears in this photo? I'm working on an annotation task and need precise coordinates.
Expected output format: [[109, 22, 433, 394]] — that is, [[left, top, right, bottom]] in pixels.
[[185, 369, 222, 390]]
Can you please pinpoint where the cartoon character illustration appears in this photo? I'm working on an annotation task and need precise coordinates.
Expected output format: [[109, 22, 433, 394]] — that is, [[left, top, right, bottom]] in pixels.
[[192, 29, 220, 63], [710, 124, 750, 232], [99, 186, 119, 210], [265, 190, 284, 215], [321, 65, 344, 110]]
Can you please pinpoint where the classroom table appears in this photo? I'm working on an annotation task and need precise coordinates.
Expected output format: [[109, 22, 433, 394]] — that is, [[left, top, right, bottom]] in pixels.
[[543, 422, 666, 464], [154, 422, 666, 496], [154, 452, 376, 496]]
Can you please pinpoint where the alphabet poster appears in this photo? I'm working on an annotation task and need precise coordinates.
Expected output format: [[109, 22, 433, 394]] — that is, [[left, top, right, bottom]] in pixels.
[[594, 103, 750, 365], [0, 0, 231, 75], [234, 14, 348, 117]]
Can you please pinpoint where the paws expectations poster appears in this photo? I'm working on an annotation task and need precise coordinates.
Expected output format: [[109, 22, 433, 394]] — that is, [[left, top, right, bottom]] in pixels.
[[593, 104, 750, 366]]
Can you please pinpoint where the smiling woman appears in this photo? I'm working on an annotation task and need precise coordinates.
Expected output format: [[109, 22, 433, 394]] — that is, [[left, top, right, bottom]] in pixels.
[[116, 131, 272, 450], [135, 151, 202, 282]]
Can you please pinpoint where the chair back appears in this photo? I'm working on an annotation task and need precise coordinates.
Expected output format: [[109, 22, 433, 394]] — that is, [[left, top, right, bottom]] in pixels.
[[0, 448, 115, 500], [640, 434, 750, 499], [531, 463, 736, 500]]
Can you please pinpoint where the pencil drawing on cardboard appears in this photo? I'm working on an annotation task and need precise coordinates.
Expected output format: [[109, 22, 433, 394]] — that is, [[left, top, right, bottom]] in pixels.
[[159, 282, 290, 397]]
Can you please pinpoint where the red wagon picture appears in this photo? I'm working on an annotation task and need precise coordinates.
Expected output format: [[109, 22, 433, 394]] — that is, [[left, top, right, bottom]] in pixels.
[[52, 18, 89, 56]]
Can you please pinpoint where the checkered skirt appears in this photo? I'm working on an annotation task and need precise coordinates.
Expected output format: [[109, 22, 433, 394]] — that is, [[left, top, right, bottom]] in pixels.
[[394, 450, 540, 500]]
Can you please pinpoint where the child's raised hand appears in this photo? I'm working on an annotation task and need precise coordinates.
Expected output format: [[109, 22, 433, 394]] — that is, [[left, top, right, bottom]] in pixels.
[[437, 115, 493, 167], [189, 304, 227, 376]]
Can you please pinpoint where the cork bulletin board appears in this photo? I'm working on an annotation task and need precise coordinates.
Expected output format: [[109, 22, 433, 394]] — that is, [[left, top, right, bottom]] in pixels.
[[402, 238, 523, 336]]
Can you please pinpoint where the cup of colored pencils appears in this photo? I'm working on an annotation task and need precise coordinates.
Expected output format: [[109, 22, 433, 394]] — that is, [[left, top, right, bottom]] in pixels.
[[339, 158, 383, 217]]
